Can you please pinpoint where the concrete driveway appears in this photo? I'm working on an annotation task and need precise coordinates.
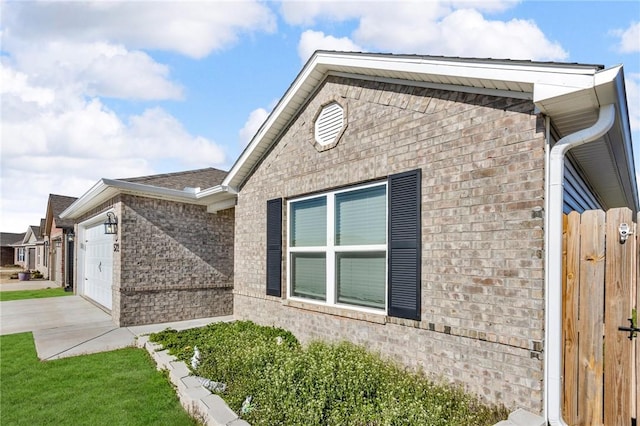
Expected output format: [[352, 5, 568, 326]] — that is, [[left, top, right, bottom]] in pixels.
[[0, 295, 232, 360]]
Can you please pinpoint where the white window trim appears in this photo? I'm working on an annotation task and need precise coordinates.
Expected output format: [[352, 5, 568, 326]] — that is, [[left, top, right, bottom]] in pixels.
[[287, 181, 388, 315]]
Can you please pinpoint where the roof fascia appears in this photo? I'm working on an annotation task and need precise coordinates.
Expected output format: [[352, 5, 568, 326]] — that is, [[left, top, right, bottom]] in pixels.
[[22, 227, 33, 244], [596, 66, 638, 210], [61, 178, 236, 219]]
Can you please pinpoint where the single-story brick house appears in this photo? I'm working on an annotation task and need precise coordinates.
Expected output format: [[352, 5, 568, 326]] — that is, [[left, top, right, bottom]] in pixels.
[[44, 194, 79, 287], [59, 168, 236, 326], [219, 51, 638, 419], [13, 224, 47, 276]]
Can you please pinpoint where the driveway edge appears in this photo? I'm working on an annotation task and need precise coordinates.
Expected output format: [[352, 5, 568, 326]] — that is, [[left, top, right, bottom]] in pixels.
[[137, 335, 250, 426]]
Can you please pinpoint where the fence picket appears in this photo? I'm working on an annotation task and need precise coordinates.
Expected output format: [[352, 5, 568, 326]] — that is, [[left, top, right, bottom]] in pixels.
[[563, 212, 580, 424], [577, 210, 605, 425], [604, 208, 634, 425]]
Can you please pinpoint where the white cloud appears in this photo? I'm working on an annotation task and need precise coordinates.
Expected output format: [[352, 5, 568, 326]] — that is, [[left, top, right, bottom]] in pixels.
[[612, 22, 640, 53], [298, 30, 364, 63], [434, 9, 567, 60], [3, 1, 276, 59], [5, 41, 183, 102], [281, 0, 519, 25], [0, 1, 273, 231], [82, 46, 184, 100], [0, 71, 226, 231], [239, 108, 270, 146], [284, 1, 566, 61], [0, 66, 55, 108], [126, 108, 226, 168], [280, 1, 366, 26]]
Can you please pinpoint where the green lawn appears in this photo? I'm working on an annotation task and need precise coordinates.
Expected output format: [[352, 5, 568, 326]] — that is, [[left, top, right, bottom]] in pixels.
[[0, 332, 199, 425], [0, 288, 72, 301]]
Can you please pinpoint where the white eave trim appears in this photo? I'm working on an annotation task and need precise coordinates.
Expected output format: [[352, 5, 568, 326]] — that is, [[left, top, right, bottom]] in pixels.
[[60, 178, 237, 219]]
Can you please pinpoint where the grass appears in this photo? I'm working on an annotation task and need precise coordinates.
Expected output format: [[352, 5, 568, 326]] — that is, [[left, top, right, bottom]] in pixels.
[[0, 288, 72, 301], [0, 332, 199, 425], [151, 321, 509, 426]]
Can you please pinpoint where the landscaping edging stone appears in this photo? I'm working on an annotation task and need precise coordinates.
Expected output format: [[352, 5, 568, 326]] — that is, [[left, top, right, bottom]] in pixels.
[[137, 335, 250, 426]]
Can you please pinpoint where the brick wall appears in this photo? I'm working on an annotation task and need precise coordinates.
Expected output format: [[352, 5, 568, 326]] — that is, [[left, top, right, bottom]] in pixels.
[[117, 195, 234, 326], [234, 76, 546, 412]]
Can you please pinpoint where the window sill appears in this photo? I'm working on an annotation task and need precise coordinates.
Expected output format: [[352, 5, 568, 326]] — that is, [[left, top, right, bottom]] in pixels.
[[283, 299, 387, 324]]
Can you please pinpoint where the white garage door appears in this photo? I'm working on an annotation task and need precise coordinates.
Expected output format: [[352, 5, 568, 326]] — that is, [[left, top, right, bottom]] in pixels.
[[84, 224, 113, 310]]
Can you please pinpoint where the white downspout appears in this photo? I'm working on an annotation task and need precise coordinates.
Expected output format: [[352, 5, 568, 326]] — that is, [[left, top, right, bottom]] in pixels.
[[545, 103, 616, 426]]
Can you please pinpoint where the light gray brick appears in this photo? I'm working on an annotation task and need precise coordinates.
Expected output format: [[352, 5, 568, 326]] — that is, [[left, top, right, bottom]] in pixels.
[[234, 76, 545, 414]]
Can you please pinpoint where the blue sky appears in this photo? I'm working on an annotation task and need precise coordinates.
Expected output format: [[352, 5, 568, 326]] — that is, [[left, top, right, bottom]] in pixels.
[[1, 0, 639, 233]]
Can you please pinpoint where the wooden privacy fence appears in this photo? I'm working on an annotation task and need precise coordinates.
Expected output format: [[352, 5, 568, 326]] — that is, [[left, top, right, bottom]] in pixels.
[[562, 207, 639, 426]]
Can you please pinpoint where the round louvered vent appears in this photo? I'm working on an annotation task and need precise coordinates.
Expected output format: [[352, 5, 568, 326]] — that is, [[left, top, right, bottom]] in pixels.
[[314, 102, 344, 147]]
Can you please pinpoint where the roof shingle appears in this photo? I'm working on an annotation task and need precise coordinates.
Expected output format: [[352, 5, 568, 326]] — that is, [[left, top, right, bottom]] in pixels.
[[120, 167, 227, 191]]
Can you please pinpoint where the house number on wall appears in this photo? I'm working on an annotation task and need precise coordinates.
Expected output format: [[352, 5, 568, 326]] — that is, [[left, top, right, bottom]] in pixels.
[[113, 243, 120, 253]]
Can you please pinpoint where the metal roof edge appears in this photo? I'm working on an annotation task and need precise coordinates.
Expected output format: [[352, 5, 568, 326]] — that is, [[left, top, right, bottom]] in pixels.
[[61, 178, 236, 219]]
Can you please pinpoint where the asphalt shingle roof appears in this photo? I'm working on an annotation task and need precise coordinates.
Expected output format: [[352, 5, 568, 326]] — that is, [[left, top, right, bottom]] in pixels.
[[120, 167, 227, 191], [48, 194, 79, 229], [0, 232, 26, 247]]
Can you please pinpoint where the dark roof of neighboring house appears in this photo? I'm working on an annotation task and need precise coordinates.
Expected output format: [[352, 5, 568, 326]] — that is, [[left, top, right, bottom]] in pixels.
[[47, 194, 79, 230], [39, 219, 46, 238], [120, 167, 228, 191], [0, 232, 25, 247], [29, 225, 41, 239]]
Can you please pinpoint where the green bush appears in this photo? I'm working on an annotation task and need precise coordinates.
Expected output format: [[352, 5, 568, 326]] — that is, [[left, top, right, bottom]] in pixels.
[[150, 321, 508, 426]]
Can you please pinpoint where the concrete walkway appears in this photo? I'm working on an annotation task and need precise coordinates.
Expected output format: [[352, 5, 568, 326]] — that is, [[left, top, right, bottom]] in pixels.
[[0, 295, 232, 360]]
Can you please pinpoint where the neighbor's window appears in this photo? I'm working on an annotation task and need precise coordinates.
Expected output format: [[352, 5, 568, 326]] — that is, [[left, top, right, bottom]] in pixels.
[[18, 248, 24, 262], [288, 182, 387, 311]]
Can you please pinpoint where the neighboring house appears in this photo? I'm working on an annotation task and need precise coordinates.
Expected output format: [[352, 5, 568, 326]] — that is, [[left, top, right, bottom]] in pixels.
[[13, 224, 47, 276], [44, 194, 78, 288], [59, 168, 235, 326], [1, 232, 25, 266], [221, 51, 638, 418]]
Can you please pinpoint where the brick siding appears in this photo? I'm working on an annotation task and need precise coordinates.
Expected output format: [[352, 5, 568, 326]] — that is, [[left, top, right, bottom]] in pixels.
[[234, 76, 546, 413], [75, 195, 235, 326]]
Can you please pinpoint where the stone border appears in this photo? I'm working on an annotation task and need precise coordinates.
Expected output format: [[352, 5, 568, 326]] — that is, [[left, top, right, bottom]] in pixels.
[[137, 335, 249, 426]]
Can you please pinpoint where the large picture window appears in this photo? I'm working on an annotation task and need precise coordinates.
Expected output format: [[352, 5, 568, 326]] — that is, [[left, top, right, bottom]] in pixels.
[[288, 182, 387, 311]]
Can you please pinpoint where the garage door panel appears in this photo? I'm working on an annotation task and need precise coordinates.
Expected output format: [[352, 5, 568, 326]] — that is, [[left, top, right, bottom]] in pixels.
[[84, 224, 113, 310]]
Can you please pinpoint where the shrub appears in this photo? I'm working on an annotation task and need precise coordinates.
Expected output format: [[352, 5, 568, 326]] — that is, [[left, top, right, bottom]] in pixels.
[[150, 321, 508, 426]]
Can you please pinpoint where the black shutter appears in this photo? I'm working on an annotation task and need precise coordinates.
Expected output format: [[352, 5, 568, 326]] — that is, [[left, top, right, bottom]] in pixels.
[[266, 198, 283, 297], [388, 169, 421, 320]]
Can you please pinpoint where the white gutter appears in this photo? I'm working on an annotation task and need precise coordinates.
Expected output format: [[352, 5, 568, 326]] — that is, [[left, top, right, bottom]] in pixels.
[[545, 103, 616, 426]]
